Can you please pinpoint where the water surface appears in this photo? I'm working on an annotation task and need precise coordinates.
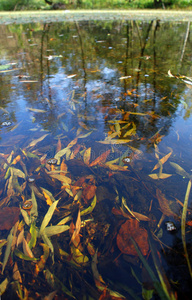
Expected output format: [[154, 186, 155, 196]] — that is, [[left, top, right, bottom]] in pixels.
[[0, 16, 192, 299]]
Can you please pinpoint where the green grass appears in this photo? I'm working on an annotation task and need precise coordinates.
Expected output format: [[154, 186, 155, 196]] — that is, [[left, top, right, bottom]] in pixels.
[[0, 0, 192, 11]]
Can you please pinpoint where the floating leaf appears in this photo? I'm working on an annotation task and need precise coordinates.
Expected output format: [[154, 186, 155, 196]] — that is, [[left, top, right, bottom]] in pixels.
[[26, 107, 47, 113]]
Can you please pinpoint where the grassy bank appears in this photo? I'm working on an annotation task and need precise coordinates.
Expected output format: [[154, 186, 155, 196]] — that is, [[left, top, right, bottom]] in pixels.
[[0, 0, 192, 11]]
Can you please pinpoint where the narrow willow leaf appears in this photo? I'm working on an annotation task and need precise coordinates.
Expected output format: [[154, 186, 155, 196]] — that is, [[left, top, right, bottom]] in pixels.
[[131, 238, 170, 300], [0, 278, 8, 296], [152, 150, 172, 171], [57, 215, 72, 226], [20, 209, 30, 226], [181, 180, 192, 278], [23, 238, 34, 258], [149, 238, 176, 300], [170, 162, 191, 179], [83, 147, 91, 165], [28, 223, 37, 249], [2, 227, 14, 274], [30, 189, 38, 219], [78, 131, 93, 138], [122, 196, 140, 221], [158, 173, 172, 179], [41, 187, 56, 206], [44, 225, 70, 237], [27, 133, 49, 148], [80, 195, 97, 216], [149, 174, 159, 179], [14, 248, 38, 261], [156, 189, 176, 217], [11, 167, 26, 179], [39, 200, 59, 233], [41, 232, 54, 255], [98, 139, 132, 144]]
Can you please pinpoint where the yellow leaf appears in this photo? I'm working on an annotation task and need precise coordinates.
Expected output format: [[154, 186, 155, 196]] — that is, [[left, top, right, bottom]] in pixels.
[[83, 147, 91, 165], [152, 150, 172, 171], [98, 139, 132, 144], [104, 164, 128, 171], [148, 174, 159, 179], [42, 189, 54, 206], [158, 173, 172, 179]]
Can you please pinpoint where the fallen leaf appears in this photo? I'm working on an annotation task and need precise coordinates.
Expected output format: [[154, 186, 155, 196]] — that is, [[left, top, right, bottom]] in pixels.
[[89, 150, 111, 167], [0, 207, 20, 230], [156, 189, 177, 217], [117, 219, 149, 256]]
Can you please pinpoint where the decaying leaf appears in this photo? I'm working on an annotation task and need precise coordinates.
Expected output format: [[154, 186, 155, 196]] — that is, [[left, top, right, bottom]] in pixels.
[[156, 189, 177, 217], [170, 162, 191, 179], [0, 207, 20, 230], [117, 219, 149, 256], [89, 150, 110, 167], [39, 200, 59, 234], [83, 147, 91, 165]]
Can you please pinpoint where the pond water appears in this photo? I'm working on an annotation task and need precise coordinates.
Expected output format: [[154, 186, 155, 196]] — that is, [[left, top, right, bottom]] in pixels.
[[0, 15, 192, 300]]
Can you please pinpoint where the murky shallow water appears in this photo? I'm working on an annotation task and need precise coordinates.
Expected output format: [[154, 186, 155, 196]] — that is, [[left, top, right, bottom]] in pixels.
[[0, 16, 192, 299]]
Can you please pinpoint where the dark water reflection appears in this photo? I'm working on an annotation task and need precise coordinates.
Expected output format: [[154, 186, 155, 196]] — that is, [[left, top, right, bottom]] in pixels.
[[0, 19, 192, 299]]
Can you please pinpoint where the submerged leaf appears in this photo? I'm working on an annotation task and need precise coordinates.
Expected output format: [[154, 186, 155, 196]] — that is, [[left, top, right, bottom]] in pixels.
[[117, 219, 149, 256], [27, 134, 49, 148], [0, 207, 20, 230], [170, 162, 191, 179], [89, 150, 110, 167], [39, 200, 59, 234], [44, 225, 70, 237], [156, 189, 177, 217]]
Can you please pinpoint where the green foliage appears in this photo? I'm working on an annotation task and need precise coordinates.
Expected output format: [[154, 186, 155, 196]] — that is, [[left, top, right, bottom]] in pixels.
[[0, 0, 192, 11]]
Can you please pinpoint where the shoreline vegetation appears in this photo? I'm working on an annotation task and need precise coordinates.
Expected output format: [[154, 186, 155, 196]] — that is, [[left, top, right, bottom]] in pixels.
[[0, 0, 192, 12], [1, 10, 192, 24]]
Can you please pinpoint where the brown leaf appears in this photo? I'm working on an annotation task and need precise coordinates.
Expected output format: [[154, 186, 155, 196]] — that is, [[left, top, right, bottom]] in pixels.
[[71, 209, 81, 246], [0, 207, 20, 230], [82, 185, 97, 203], [117, 219, 149, 256], [156, 189, 177, 217], [56, 138, 62, 153], [89, 150, 111, 167]]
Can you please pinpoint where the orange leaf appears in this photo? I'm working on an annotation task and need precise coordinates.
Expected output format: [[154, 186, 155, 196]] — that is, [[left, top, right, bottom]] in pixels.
[[117, 219, 149, 256], [82, 185, 97, 203], [89, 150, 110, 167], [152, 150, 173, 171], [70, 210, 81, 247]]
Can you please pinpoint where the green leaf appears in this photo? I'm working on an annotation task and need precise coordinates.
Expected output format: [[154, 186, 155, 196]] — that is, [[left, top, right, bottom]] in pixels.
[[181, 180, 192, 279], [80, 195, 97, 216], [0, 278, 8, 296], [14, 248, 38, 261], [131, 238, 170, 300], [39, 200, 59, 234], [2, 227, 14, 274], [28, 222, 37, 249], [44, 225, 70, 237]]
